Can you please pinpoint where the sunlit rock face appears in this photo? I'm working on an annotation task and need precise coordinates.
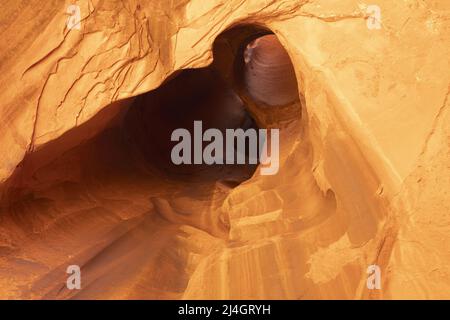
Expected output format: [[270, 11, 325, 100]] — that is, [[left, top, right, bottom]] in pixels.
[[243, 35, 299, 106], [0, 0, 449, 300]]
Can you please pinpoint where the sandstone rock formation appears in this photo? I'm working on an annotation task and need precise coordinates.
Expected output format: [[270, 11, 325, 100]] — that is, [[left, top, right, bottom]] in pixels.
[[0, 0, 449, 299]]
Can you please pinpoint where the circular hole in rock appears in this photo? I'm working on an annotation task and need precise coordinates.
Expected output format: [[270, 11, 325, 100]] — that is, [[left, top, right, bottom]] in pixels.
[[241, 34, 299, 107]]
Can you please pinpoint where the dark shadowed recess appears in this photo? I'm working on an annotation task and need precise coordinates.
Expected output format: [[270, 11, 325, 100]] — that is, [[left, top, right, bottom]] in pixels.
[[0, 24, 299, 204]]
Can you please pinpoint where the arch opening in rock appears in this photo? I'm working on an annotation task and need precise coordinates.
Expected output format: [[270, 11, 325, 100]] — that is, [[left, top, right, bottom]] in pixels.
[[0, 24, 306, 299]]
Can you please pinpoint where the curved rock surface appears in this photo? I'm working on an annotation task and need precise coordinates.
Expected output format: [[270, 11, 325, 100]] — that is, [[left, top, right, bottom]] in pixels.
[[0, 0, 449, 299]]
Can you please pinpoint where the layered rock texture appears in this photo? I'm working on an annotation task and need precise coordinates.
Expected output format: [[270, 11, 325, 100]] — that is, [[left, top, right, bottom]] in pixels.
[[0, 0, 449, 299]]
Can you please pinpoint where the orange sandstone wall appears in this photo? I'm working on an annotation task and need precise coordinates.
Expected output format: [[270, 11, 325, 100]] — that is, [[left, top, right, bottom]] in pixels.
[[0, 0, 449, 299]]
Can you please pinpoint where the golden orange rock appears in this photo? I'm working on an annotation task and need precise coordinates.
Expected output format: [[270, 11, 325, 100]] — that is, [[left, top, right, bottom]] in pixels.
[[0, 0, 449, 299]]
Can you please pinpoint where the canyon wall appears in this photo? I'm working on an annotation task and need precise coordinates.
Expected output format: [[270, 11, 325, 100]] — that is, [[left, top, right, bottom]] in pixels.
[[0, 0, 449, 299]]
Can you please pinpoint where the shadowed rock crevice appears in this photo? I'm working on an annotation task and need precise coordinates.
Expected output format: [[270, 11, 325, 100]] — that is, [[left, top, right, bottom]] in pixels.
[[2, 0, 449, 301]]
